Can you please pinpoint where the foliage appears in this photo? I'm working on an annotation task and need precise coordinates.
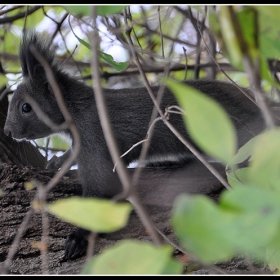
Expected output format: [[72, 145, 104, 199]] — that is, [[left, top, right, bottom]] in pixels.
[[47, 197, 132, 232], [81, 240, 183, 274], [2, 4, 280, 275]]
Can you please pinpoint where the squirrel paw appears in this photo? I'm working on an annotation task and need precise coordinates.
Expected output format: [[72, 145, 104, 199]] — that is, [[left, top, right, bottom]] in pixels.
[[63, 228, 89, 260]]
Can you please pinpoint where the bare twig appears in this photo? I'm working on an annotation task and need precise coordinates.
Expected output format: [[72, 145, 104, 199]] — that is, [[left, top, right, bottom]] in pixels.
[[157, 6, 164, 58], [113, 116, 162, 171], [29, 45, 81, 195], [197, 22, 258, 107], [40, 196, 49, 274], [123, 9, 231, 191], [86, 231, 97, 262], [0, 5, 42, 24], [89, 6, 163, 246]]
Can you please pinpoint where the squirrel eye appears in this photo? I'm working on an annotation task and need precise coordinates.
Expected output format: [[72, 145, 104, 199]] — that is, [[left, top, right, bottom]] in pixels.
[[22, 103, 32, 113]]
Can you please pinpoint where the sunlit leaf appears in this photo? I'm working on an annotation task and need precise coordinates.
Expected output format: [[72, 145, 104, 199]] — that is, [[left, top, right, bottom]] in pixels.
[[64, 5, 90, 16], [254, 6, 280, 59], [173, 187, 280, 264], [97, 5, 127, 16], [172, 194, 237, 263], [227, 167, 251, 189], [248, 128, 280, 190], [82, 240, 183, 274], [166, 79, 237, 165], [230, 134, 260, 165], [0, 74, 8, 88], [47, 197, 132, 232]]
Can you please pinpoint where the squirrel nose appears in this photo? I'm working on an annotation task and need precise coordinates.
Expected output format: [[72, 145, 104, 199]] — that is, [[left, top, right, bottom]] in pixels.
[[4, 127, 12, 138]]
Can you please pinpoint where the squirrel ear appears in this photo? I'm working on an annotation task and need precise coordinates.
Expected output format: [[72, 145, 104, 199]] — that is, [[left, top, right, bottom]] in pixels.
[[20, 31, 54, 84], [27, 63, 48, 84]]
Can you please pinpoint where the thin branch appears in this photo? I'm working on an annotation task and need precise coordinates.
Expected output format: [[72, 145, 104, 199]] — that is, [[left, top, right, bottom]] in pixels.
[[197, 24, 258, 107], [40, 195, 49, 274], [86, 231, 97, 262], [123, 8, 231, 191], [89, 6, 163, 246], [0, 5, 42, 24], [29, 46, 81, 195], [0, 5, 24, 17], [157, 6, 164, 58], [113, 116, 162, 172]]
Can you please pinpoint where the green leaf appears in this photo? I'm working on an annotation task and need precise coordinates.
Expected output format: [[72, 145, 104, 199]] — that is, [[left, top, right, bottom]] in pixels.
[[220, 186, 280, 219], [172, 194, 238, 263], [65, 5, 126, 17], [49, 135, 69, 151], [237, 7, 259, 61], [0, 74, 8, 88], [230, 134, 260, 165], [47, 197, 132, 232], [172, 187, 280, 264], [248, 128, 280, 190], [69, 24, 129, 71], [218, 6, 243, 68], [254, 6, 280, 59], [219, 186, 280, 257], [82, 240, 183, 274], [65, 5, 90, 16], [98, 51, 129, 71], [97, 5, 127, 16], [166, 79, 237, 165], [227, 167, 251, 189], [266, 231, 280, 272]]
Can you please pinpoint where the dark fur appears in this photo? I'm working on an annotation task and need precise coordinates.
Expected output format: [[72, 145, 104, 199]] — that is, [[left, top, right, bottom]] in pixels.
[[4, 31, 269, 259]]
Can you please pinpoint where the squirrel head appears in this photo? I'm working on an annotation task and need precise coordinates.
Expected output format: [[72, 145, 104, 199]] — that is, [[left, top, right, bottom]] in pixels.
[[4, 30, 65, 141]]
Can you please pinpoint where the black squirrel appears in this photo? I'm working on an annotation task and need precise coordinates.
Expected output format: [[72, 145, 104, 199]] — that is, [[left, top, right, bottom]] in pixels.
[[3, 31, 270, 259]]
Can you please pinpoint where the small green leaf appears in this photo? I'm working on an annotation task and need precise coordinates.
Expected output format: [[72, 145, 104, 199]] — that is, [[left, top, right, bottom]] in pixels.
[[166, 79, 237, 165], [82, 240, 183, 274], [65, 5, 90, 16], [0, 74, 8, 88], [24, 181, 36, 190], [69, 24, 129, 71], [248, 128, 280, 190], [98, 51, 129, 71], [47, 197, 132, 233], [49, 135, 69, 151], [227, 167, 251, 189], [97, 5, 127, 16], [65, 5, 127, 17], [230, 134, 260, 165]]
